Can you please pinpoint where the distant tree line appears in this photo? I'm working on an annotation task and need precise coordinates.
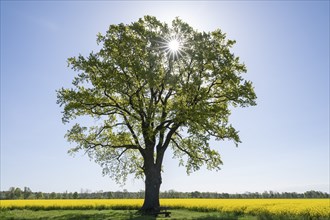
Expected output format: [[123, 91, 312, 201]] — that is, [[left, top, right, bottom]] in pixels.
[[1, 187, 329, 200]]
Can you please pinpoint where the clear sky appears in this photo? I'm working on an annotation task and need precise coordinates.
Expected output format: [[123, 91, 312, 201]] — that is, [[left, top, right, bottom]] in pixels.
[[1, 1, 329, 194]]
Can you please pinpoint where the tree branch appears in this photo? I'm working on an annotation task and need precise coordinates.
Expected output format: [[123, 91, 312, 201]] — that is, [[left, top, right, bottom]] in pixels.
[[160, 123, 181, 153], [95, 123, 126, 137], [116, 148, 129, 161], [171, 138, 210, 163], [103, 90, 140, 120], [83, 138, 139, 150], [155, 120, 173, 131], [122, 115, 143, 152], [170, 138, 201, 167]]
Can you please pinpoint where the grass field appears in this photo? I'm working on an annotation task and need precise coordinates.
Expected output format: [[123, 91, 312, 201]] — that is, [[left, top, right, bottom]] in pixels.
[[1, 199, 329, 219], [0, 209, 259, 220]]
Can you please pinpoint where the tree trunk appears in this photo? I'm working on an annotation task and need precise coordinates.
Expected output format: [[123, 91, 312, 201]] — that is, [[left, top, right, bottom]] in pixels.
[[140, 165, 162, 213]]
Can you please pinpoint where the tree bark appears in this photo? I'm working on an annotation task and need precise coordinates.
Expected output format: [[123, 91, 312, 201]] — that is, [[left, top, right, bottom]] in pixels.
[[140, 164, 162, 213]]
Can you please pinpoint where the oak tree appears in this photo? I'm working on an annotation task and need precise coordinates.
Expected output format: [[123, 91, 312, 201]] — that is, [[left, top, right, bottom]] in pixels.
[[57, 16, 256, 213]]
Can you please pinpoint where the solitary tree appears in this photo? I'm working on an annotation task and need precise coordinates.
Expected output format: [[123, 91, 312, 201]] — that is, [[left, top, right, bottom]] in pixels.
[[57, 16, 256, 213]]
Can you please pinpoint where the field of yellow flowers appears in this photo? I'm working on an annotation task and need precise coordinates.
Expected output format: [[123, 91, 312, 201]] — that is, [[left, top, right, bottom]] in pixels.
[[1, 199, 329, 219]]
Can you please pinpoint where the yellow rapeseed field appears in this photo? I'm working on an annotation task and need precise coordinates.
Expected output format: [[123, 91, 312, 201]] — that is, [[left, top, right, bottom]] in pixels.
[[1, 199, 329, 218]]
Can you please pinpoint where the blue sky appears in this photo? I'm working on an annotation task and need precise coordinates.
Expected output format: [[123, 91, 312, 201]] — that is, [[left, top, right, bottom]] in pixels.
[[1, 1, 329, 194]]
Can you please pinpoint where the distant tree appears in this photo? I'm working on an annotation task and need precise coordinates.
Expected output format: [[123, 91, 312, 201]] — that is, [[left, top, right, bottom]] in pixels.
[[222, 193, 230, 198], [138, 190, 145, 199], [8, 187, 15, 199], [57, 16, 256, 213], [35, 192, 44, 199], [56, 193, 63, 199], [62, 191, 68, 199], [106, 191, 113, 199], [191, 191, 201, 198], [304, 190, 325, 198], [73, 192, 79, 199], [67, 192, 73, 199], [23, 187, 32, 199], [2, 187, 328, 200], [14, 187, 22, 199], [262, 191, 269, 198], [49, 192, 56, 199]]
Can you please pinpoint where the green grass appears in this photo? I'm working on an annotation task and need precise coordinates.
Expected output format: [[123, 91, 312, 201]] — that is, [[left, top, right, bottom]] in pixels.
[[0, 209, 258, 220]]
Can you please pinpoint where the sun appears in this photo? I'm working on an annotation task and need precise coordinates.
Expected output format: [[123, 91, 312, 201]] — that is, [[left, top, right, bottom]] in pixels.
[[162, 36, 185, 59], [168, 39, 180, 52], [159, 34, 185, 59]]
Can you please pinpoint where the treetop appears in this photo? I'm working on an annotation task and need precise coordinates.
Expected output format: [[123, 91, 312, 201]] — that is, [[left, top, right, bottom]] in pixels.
[[57, 15, 257, 183]]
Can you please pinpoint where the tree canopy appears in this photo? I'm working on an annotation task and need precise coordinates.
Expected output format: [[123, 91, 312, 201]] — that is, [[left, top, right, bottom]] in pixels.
[[57, 15, 256, 211]]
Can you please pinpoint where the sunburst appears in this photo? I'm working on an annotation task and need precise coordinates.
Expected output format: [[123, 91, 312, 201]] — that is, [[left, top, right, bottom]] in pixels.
[[168, 39, 180, 52], [160, 35, 185, 59]]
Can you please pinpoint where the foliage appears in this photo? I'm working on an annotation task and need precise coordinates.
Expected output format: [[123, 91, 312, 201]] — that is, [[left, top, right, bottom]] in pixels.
[[56, 15, 256, 184], [1, 199, 329, 219]]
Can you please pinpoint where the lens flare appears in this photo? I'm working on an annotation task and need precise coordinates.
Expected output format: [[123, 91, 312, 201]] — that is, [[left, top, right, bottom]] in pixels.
[[168, 39, 180, 52], [159, 35, 185, 59]]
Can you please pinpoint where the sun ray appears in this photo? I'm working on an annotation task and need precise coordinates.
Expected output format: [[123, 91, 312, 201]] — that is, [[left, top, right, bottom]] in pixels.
[[158, 35, 186, 60]]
